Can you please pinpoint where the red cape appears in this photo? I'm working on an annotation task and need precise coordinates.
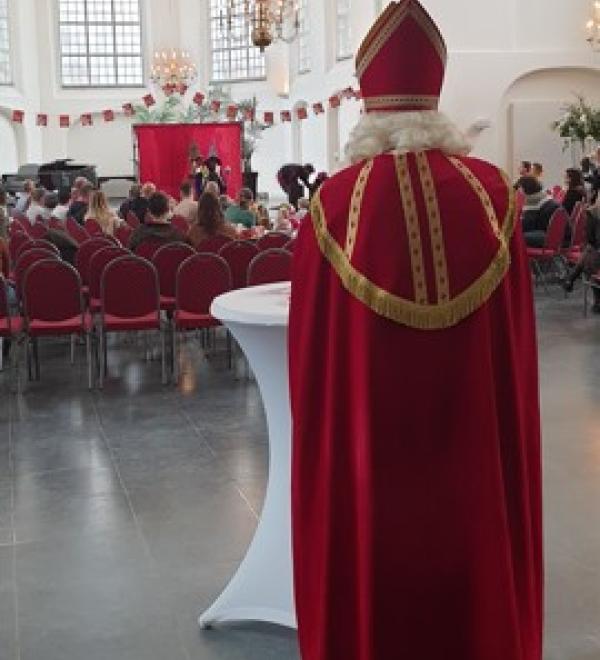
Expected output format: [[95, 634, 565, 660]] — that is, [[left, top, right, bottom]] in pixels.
[[289, 149, 543, 660]]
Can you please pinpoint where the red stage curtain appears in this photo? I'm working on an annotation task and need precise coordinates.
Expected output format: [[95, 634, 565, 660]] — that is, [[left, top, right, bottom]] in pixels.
[[134, 123, 242, 200]]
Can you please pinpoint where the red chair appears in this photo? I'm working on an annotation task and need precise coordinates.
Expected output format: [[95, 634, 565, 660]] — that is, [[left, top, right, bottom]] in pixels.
[[0, 276, 23, 389], [284, 238, 296, 253], [49, 217, 65, 230], [247, 248, 293, 286], [14, 248, 60, 298], [97, 255, 165, 388], [19, 240, 61, 258], [115, 223, 133, 247], [171, 215, 189, 234], [75, 238, 114, 288], [134, 239, 164, 261], [126, 211, 141, 228], [196, 235, 233, 253], [173, 253, 232, 378], [10, 217, 29, 235], [22, 259, 93, 388], [527, 208, 569, 291], [88, 246, 130, 313], [152, 242, 195, 311], [66, 217, 90, 244], [257, 231, 291, 251], [219, 240, 259, 289], [85, 218, 104, 236], [30, 223, 49, 240], [9, 233, 32, 268], [563, 208, 588, 265]]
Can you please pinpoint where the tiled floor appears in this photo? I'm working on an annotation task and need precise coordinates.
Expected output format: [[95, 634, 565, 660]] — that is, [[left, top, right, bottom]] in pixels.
[[0, 292, 599, 659]]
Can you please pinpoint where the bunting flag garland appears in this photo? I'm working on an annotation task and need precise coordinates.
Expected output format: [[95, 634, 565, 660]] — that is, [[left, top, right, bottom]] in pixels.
[[8, 85, 362, 134]]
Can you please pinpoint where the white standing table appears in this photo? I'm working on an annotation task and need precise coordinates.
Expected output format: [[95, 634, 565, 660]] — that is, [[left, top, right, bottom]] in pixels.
[[200, 282, 296, 629]]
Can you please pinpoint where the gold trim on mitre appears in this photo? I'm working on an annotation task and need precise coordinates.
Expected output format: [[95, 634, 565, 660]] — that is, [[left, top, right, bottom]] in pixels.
[[356, 0, 447, 80], [309, 161, 516, 331], [363, 95, 439, 111]]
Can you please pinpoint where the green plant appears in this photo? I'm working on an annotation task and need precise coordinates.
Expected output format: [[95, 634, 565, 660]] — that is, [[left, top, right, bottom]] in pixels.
[[133, 95, 182, 123], [552, 95, 600, 146]]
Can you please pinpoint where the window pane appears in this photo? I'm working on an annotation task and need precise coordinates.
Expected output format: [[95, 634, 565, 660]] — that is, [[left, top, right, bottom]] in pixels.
[[336, 0, 352, 59], [0, 0, 10, 84], [59, 0, 143, 87]]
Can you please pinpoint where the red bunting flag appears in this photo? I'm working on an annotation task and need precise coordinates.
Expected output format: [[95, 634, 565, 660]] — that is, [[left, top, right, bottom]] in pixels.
[[312, 102, 325, 115], [103, 109, 115, 122], [36, 113, 48, 127], [59, 115, 70, 128], [143, 94, 156, 107], [80, 113, 93, 126], [193, 91, 205, 106], [243, 107, 255, 122], [122, 103, 134, 117], [296, 106, 308, 120], [329, 95, 341, 109], [210, 99, 221, 113], [281, 110, 292, 122], [11, 110, 24, 124], [264, 111, 274, 125], [226, 104, 238, 120], [163, 84, 175, 97]]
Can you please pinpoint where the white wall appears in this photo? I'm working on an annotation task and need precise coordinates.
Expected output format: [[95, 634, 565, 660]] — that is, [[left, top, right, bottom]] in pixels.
[[2, 0, 600, 195]]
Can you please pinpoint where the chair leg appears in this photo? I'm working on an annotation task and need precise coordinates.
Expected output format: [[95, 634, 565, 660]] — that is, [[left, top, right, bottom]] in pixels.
[[33, 338, 40, 381], [161, 328, 167, 386], [99, 330, 105, 389], [86, 332, 93, 390], [0, 338, 3, 372], [25, 336, 32, 382], [226, 329, 232, 370], [172, 326, 178, 384], [584, 280, 589, 317], [70, 334, 75, 365]]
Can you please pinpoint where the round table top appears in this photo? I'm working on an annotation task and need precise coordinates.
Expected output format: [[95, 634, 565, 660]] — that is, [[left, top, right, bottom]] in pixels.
[[211, 282, 291, 327]]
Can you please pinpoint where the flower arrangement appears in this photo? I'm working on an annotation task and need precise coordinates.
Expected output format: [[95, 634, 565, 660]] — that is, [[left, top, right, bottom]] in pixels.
[[552, 95, 600, 146]]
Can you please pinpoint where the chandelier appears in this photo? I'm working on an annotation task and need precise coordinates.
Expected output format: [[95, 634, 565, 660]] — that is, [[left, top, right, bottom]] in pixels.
[[586, 1, 600, 50], [150, 49, 197, 95], [221, 0, 301, 53]]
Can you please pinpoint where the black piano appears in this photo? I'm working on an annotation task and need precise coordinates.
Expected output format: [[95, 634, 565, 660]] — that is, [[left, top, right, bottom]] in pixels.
[[2, 159, 97, 194]]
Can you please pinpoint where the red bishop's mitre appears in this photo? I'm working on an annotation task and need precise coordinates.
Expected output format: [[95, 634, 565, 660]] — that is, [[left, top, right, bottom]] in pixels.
[[357, 0, 447, 113]]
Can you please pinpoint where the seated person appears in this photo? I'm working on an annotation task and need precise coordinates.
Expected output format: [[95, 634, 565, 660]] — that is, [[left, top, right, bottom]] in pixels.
[[68, 182, 94, 225], [129, 192, 184, 253], [562, 168, 587, 215], [532, 162, 544, 188], [225, 188, 257, 229], [119, 184, 149, 224], [0, 190, 9, 240], [292, 197, 310, 223], [173, 181, 198, 224], [85, 190, 121, 236], [188, 192, 237, 249], [256, 204, 271, 230], [520, 176, 560, 248], [52, 188, 72, 223], [26, 188, 50, 225], [15, 179, 35, 215], [274, 204, 293, 232], [513, 160, 532, 190]]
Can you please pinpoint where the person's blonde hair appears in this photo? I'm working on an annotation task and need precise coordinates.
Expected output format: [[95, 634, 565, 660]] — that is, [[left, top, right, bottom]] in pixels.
[[88, 190, 115, 233]]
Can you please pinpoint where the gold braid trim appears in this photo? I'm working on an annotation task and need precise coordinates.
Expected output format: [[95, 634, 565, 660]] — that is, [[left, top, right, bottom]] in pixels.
[[309, 165, 516, 331], [345, 159, 374, 259]]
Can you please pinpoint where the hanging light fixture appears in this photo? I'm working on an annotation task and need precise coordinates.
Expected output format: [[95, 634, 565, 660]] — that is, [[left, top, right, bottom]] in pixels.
[[221, 0, 301, 53], [150, 49, 198, 95], [586, 0, 600, 50]]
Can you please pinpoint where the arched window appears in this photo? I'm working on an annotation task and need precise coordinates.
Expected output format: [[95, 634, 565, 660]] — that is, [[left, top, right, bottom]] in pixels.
[[297, 0, 310, 74], [58, 0, 144, 87], [0, 0, 11, 85], [335, 0, 352, 60], [210, 0, 266, 82]]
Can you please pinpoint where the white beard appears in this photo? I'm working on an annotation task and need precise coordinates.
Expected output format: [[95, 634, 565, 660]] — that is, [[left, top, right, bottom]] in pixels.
[[343, 110, 473, 166]]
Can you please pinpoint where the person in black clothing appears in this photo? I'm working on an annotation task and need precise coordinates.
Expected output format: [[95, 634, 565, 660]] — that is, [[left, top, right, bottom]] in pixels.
[[129, 192, 184, 253], [581, 157, 600, 204], [519, 176, 560, 248], [277, 163, 315, 209], [563, 205, 600, 312], [119, 184, 149, 224], [513, 160, 532, 190], [205, 156, 227, 195], [562, 168, 586, 215], [68, 182, 93, 224]]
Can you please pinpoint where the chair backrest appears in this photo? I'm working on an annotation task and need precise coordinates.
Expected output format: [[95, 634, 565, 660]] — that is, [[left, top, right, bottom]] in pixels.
[[284, 238, 296, 253], [544, 208, 570, 252], [570, 200, 585, 221], [571, 208, 588, 249], [152, 242, 195, 298], [196, 234, 232, 253], [75, 237, 114, 285], [21, 239, 61, 258], [88, 246, 130, 300], [48, 217, 65, 230], [114, 223, 133, 248], [101, 255, 160, 321], [84, 217, 104, 236], [10, 233, 32, 265], [247, 248, 293, 286], [10, 217, 29, 235], [15, 248, 60, 296], [66, 217, 90, 244], [171, 215, 189, 234], [134, 239, 164, 261], [126, 211, 141, 228], [0, 276, 11, 334], [257, 231, 291, 251], [30, 222, 49, 240], [176, 253, 232, 316], [219, 240, 259, 289], [23, 259, 83, 324]]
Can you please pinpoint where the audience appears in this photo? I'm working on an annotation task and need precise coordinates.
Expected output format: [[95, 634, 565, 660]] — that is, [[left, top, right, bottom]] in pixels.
[[52, 188, 72, 222], [274, 204, 293, 232], [532, 162, 544, 187], [173, 181, 198, 224], [294, 198, 310, 222], [129, 192, 183, 252], [0, 190, 8, 240], [15, 179, 35, 214], [514, 161, 532, 190], [256, 204, 271, 229], [188, 192, 237, 249], [520, 176, 560, 248], [562, 168, 586, 216], [85, 190, 121, 236], [119, 184, 149, 224], [225, 188, 256, 229], [204, 156, 227, 195], [26, 188, 49, 225], [43, 191, 59, 217], [68, 182, 93, 225]]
